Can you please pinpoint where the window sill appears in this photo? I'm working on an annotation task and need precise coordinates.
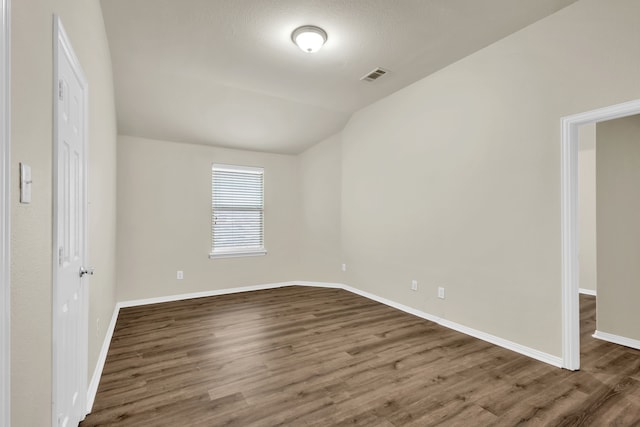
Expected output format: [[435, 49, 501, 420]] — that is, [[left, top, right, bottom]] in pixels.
[[209, 250, 267, 259]]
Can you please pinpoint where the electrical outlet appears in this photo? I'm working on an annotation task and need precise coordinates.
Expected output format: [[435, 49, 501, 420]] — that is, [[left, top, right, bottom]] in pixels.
[[341, 263, 347, 272], [177, 270, 184, 280], [411, 280, 418, 291], [438, 287, 445, 299]]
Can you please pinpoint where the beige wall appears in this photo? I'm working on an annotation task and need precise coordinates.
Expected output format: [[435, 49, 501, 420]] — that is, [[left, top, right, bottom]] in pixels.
[[578, 124, 597, 293], [11, 0, 117, 424], [116, 135, 302, 301], [340, 0, 640, 357], [117, 131, 346, 299], [596, 114, 640, 341], [299, 133, 343, 283]]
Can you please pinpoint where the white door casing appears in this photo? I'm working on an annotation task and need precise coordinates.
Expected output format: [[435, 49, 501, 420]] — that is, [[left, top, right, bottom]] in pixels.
[[560, 98, 640, 371], [0, 0, 10, 425], [53, 16, 89, 427]]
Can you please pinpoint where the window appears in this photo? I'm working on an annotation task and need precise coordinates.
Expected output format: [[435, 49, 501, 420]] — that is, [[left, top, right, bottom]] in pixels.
[[210, 164, 266, 258]]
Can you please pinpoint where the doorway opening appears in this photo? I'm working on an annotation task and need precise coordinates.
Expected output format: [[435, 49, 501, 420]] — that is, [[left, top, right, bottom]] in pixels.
[[561, 99, 640, 370], [577, 122, 597, 356]]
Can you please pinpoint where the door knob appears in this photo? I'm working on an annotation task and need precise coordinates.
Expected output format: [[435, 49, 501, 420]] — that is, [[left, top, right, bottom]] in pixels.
[[79, 267, 94, 278]]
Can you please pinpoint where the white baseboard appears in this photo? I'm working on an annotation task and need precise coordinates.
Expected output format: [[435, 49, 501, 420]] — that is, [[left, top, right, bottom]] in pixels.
[[293, 282, 560, 368], [117, 281, 299, 308], [87, 279, 564, 412], [295, 281, 343, 290], [579, 288, 597, 296], [437, 318, 562, 367], [339, 284, 442, 324], [86, 302, 120, 413], [330, 283, 562, 368], [593, 330, 640, 351]]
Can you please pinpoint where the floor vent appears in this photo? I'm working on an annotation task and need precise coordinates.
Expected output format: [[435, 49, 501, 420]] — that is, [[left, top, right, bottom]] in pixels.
[[360, 67, 389, 82]]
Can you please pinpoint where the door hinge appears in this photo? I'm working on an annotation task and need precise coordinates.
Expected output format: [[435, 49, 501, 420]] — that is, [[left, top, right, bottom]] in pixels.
[[59, 246, 64, 266], [58, 80, 64, 101]]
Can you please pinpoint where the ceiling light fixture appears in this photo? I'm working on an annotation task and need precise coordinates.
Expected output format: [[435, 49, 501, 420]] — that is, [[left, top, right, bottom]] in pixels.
[[291, 25, 327, 53]]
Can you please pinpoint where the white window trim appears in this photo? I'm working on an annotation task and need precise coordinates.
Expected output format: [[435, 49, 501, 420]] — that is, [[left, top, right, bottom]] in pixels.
[[208, 249, 267, 259], [212, 163, 263, 175], [210, 163, 266, 259]]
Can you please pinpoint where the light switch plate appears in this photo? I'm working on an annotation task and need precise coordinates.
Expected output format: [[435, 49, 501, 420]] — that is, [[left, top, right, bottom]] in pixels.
[[20, 163, 32, 204]]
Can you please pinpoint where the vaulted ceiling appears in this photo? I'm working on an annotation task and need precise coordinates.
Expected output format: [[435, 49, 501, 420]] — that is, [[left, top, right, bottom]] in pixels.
[[101, 0, 578, 154]]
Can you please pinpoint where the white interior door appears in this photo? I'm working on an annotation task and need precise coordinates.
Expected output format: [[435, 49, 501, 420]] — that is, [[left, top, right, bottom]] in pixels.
[[53, 16, 89, 427]]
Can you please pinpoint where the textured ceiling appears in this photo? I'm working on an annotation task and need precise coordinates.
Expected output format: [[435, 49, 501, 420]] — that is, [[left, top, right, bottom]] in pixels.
[[101, 0, 578, 154]]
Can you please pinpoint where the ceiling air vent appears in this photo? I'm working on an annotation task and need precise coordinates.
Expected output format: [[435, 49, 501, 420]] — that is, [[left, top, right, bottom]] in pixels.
[[360, 67, 389, 82]]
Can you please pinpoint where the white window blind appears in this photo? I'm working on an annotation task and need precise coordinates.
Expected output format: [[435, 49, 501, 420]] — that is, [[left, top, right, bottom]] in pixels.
[[211, 164, 266, 258]]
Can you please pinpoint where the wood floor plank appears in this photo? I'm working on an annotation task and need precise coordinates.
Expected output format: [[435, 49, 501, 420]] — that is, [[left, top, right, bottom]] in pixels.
[[81, 288, 640, 426]]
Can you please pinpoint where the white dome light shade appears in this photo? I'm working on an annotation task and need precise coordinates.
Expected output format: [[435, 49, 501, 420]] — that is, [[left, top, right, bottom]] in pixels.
[[291, 26, 327, 53]]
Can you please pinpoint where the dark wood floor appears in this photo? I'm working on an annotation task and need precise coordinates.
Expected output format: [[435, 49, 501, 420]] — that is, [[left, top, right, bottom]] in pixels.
[[81, 287, 640, 426]]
